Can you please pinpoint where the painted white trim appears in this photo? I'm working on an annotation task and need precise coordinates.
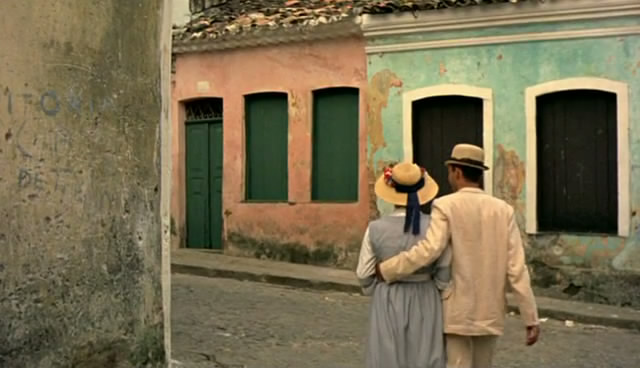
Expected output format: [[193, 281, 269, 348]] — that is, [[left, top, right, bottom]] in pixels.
[[525, 78, 630, 237], [362, 0, 640, 37], [403, 84, 493, 196], [366, 25, 640, 54]]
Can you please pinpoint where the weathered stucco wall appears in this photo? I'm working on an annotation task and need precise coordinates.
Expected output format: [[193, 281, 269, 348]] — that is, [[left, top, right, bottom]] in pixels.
[[367, 17, 640, 306], [172, 37, 370, 268], [0, 1, 168, 366]]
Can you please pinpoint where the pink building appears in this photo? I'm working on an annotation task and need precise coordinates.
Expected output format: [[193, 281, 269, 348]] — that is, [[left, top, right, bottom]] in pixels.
[[171, 1, 371, 268]]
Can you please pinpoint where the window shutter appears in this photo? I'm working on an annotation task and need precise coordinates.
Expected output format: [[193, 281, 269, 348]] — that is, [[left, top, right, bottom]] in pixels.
[[536, 89, 617, 234], [312, 88, 359, 202], [245, 93, 289, 201]]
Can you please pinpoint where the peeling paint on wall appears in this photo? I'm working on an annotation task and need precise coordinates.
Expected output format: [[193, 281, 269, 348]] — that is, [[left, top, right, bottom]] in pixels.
[[540, 236, 627, 268], [613, 226, 640, 270], [494, 144, 525, 223], [367, 170, 381, 220], [365, 18, 640, 306], [366, 69, 402, 167], [439, 62, 447, 76], [366, 69, 403, 219]]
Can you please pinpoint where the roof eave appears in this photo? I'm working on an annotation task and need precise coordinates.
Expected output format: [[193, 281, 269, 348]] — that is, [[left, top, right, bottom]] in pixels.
[[172, 18, 362, 54], [362, 0, 640, 38]]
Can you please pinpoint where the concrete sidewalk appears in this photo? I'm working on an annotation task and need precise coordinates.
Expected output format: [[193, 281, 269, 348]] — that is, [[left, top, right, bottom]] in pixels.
[[171, 249, 640, 331]]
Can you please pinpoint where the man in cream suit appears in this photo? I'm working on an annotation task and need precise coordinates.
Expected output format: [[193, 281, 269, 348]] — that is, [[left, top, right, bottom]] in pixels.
[[376, 144, 540, 368]]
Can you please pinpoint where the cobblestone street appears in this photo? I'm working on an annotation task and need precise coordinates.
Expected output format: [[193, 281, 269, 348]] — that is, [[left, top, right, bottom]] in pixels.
[[172, 274, 640, 368]]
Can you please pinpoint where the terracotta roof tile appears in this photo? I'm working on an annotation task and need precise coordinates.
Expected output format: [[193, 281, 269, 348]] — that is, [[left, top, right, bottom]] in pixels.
[[173, 0, 530, 43]]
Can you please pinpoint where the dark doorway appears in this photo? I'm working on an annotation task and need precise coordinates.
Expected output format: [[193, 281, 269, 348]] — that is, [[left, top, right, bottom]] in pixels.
[[412, 95, 483, 212]]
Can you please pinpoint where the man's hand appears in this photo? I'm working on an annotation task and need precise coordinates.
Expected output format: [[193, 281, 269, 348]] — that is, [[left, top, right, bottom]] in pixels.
[[375, 263, 385, 282], [526, 325, 540, 346]]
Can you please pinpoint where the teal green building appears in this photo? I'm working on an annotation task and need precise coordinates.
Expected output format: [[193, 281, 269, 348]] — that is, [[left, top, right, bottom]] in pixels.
[[363, 0, 640, 306]]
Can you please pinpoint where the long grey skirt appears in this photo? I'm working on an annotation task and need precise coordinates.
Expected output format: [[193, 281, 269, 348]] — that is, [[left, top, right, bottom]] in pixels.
[[366, 280, 446, 368]]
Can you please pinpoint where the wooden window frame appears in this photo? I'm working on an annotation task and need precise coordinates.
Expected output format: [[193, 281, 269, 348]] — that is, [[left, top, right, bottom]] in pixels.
[[402, 84, 494, 196], [525, 78, 630, 237]]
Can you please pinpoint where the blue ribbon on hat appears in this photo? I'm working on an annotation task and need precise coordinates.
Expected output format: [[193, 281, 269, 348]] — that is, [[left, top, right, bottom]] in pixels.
[[393, 176, 426, 235]]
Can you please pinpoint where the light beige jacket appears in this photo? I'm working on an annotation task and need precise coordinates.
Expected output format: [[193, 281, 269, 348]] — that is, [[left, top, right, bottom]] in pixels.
[[380, 188, 539, 336]]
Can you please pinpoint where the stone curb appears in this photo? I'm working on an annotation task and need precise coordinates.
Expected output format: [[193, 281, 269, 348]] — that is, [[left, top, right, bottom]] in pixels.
[[171, 261, 640, 332], [171, 263, 362, 294]]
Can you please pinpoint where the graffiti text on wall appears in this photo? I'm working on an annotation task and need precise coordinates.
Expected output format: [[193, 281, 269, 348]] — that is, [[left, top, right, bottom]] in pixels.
[[0, 83, 117, 207]]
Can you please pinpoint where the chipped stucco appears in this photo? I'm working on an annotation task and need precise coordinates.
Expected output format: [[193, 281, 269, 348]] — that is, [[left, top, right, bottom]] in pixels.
[[366, 16, 640, 306], [0, 0, 168, 366], [366, 69, 404, 217], [366, 69, 403, 169], [494, 144, 526, 226]]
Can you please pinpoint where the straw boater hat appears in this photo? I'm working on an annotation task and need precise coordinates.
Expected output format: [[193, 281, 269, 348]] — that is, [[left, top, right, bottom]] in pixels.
[[374, 162, 439, 206], [444, 143, 489, 171], [374, 162, 439, 234]]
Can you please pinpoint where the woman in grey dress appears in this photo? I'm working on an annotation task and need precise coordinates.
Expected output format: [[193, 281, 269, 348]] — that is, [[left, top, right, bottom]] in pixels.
[[356, 162, 451, 368]]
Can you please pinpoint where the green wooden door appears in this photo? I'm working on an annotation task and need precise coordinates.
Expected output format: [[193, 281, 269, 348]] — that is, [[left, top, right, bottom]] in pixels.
[[186, 119, 223, 249], [208, 122, 223, 249], [186, 123, 210, 248]]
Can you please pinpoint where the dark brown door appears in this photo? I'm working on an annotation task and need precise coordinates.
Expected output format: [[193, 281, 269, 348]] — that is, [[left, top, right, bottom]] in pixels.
[[412, 95, 483, 212]]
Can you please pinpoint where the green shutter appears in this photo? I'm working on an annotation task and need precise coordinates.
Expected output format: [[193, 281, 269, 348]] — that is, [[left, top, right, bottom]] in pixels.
[[245, 93, 288, 201], [312, 88, 359, 201]]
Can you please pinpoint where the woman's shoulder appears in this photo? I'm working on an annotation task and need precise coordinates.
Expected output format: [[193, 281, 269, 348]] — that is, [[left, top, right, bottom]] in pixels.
[[367, 215, 399, 230]]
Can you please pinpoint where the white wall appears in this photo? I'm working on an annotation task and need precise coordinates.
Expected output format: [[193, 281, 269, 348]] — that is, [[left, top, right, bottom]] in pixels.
[[172, 0, 191, 26]]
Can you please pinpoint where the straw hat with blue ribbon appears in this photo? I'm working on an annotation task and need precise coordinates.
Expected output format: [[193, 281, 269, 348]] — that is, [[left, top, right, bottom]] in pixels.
[[374, 162, 439, 235]]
